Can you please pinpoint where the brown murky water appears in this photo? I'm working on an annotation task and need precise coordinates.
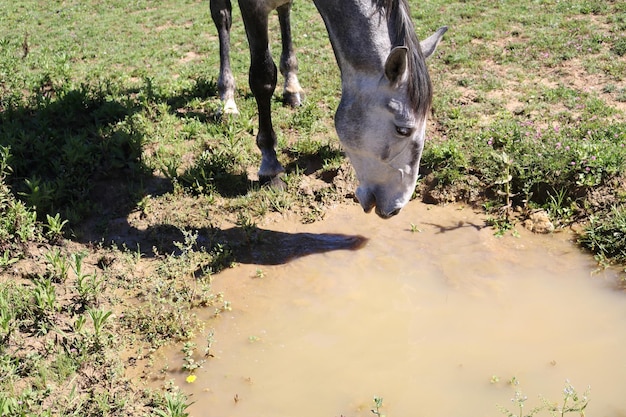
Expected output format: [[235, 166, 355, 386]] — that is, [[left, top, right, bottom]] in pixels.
[[154, 202, 626, 417]]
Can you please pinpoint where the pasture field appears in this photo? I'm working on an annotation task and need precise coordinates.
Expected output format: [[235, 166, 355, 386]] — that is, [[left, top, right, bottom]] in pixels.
[[0, 0, 625, 415]]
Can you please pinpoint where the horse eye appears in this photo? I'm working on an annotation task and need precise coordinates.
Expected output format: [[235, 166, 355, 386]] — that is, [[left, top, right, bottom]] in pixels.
[[395, 126, 412, 137]]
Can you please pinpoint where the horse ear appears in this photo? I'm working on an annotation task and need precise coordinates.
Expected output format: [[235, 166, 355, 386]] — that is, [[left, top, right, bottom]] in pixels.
[[420, 26, 448, 59], [385, 46, 409, 85]]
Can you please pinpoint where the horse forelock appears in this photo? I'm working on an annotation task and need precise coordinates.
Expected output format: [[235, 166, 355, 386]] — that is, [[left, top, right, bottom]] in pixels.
[[374, 0, 432, 120]]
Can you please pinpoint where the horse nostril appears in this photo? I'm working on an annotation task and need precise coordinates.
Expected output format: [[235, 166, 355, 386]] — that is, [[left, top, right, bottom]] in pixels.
[[388, 208, 401, 217], [356, 187, 376, 213], [375, 207, 401, 219]]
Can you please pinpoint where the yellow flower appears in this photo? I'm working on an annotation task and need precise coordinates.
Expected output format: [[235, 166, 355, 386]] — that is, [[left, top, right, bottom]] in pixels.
[[186, 374, 197, 384]]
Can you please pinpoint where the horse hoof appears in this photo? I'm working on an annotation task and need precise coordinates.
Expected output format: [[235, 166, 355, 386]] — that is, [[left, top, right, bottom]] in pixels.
[[283, 91, 303, 108], [222, 98, 240, 115], [259, 174, 287, 191]]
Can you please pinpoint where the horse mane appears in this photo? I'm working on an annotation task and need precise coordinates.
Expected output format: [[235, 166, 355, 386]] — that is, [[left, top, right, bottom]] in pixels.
[[374, 0, 433, 119]]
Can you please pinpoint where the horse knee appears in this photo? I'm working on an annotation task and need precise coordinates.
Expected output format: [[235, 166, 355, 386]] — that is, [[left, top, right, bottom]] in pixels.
[[210, 0, 232, 27], [249, 55, 278, 100]]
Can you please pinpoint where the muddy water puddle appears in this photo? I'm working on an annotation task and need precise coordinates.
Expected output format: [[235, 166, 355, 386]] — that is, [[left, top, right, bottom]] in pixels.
[[154, 202, 626, 417]]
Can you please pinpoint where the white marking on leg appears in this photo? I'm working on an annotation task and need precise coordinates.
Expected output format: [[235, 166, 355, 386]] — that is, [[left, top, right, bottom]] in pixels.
[[222, 97, 239, 115]]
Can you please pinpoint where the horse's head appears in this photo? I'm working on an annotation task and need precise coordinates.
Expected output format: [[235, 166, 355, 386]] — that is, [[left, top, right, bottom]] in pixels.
[[335, 27, 447, 219]]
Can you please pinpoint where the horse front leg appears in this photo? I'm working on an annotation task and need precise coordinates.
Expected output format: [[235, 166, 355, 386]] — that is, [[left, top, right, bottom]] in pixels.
[[210, 0, 239, 114], [277, 1, 303, 107], [239, 7, 284, 180]]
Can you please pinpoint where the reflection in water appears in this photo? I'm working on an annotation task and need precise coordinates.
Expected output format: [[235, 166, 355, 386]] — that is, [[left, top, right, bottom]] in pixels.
[[151, 202, 626, 417]]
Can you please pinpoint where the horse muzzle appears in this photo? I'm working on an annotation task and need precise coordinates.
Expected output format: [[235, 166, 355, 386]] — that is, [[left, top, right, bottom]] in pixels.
[[355, 186, 402, 219]]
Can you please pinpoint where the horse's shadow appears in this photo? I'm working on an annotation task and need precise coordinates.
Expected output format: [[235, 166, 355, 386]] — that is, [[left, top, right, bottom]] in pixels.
[[2, 75, 244, 212], [1, 75, 365, 266], [91, 220, 368, 268]]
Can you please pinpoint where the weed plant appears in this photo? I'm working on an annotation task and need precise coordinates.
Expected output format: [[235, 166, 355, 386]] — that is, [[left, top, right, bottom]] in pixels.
[[579, 205, 626, 267], [371, 396, 386, 417], [0, 146, 41, 264], [497, 378, 589, 417], [0, 240, 226, 416]]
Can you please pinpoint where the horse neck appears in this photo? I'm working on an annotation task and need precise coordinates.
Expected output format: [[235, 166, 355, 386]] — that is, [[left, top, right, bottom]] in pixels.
[[314, 0, 392, 81]]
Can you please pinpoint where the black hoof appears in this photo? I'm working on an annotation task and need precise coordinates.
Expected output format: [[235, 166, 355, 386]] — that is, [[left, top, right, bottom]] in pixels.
[[283, 92, 303, 108], [259, 174, 287, 191]]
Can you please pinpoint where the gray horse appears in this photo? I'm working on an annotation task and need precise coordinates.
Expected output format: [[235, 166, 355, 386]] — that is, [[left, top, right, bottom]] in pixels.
[[210, 0, 446, 218]]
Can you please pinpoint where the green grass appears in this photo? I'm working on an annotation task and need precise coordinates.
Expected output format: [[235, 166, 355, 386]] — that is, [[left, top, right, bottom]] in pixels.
[[579, 205, 626, 265], [1, 0, 626, 415], [418, 0, 626, 244], [0, 146, 41, 264]]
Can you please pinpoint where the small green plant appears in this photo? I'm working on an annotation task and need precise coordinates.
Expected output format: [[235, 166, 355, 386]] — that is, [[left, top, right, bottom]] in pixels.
[[579, 205, 626, 264], [492, 151, 515, 220], [498, 384, 543, 417], [70, 251, 87, 277], [32, 277, 58, 318], [174, 229, 199, 258], [0, 250, 19, 269], [160, 157, 181, 180], [422, 140, 468, 185], [77, 273, 104, 305], [486, 216, 516, 237], [260, 184, 294, 214], [371, 396, 385, 417], [20, 177, 54, 214], [45, 213, 68, 241], [128, 242, 144, 265], [136, 194, 152, 217], [0, 397, 19, 417], [154, 392, 193, 417], [545, 188, 574, 225], [236, 212, 260, 244], [208, 243, 234, 273], [0, 300, 14, 343], [44, 248, 70, 283], [497, 378, 590, 417], [611, 37, 626, 57], [204, 330, 215, 358], [181, 341, 205, 373], [87, 308, 113, 341], [74, 256, 104, 306], [73, 314, 87, 333], [0, 146, 41, 259], [542, 380, 590, 417]]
